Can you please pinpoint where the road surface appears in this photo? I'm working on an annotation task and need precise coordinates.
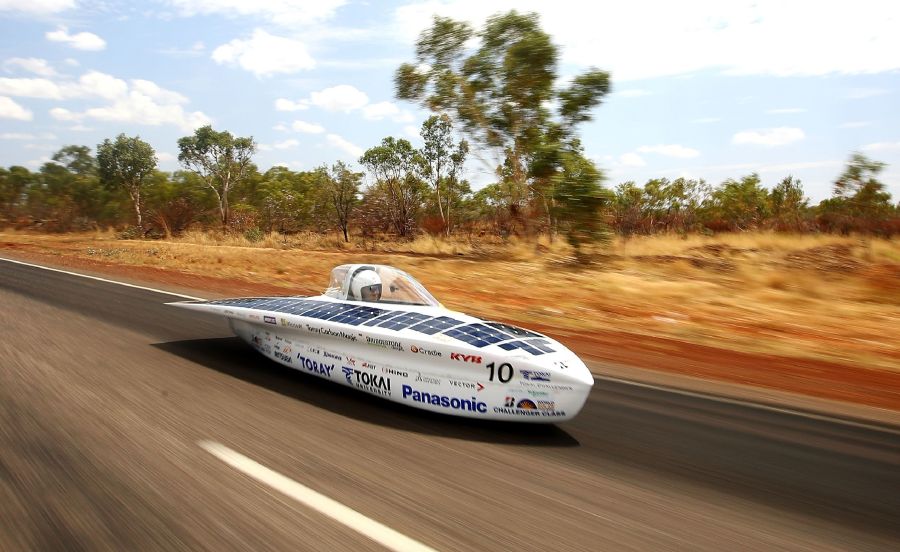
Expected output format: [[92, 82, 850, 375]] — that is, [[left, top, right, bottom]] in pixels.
[[1, 258, 899, 551]]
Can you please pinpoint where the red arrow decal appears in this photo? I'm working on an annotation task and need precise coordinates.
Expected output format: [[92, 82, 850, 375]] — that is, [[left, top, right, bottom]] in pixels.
[[477, 382, 484, 392]]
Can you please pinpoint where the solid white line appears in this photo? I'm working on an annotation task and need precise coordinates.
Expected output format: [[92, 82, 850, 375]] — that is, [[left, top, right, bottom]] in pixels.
[[0, 255, 203, 300], [198, 441, 439, 552], [3, 255, 894, 432]]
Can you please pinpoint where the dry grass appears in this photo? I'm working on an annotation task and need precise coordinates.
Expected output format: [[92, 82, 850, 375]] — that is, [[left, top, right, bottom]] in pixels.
[[2, 229, 898, 370]]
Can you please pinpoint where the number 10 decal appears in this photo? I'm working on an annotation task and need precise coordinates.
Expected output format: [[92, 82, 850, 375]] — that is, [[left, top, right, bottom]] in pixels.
[[486, 362, 514, 383]]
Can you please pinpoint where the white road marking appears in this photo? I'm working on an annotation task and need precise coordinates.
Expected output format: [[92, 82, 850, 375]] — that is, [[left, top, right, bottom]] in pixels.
[[199, 441, 438, 552], [0, 256, 203, 300], [3, 255, 896, 433]]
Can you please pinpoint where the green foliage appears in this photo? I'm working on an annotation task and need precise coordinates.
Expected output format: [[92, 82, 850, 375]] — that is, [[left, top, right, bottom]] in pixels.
[[551, 146, 612, 259], [704, 173, 770, 231], [396, 10, 611, 234], [177, 125, 257, 229], [359, 137, 427, 237], [97, 134, 158, 230], [419, 114, 469, 234], [319, 161, 362, 242]]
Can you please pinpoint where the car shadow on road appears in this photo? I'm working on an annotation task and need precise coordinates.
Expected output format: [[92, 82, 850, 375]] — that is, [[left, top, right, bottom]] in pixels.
[[153, 336, 580, 447]]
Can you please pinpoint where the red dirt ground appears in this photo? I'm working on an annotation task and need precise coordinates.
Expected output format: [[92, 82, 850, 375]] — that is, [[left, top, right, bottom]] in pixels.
[[3, 246, 899, 413]]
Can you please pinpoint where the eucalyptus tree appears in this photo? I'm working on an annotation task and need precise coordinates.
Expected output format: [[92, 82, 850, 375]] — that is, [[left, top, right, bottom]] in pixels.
[[97, 134, 158, 231], [419, 114, 469, 234], [177, 125, 257, 229], [396, 11, 611, 233]]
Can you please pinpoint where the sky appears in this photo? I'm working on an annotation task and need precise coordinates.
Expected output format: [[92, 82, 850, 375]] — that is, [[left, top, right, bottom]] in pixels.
[[0, 0, 898, 202]]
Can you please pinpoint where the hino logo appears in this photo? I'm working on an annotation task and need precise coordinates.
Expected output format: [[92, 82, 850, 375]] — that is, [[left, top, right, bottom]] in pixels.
[[450, 352, 482, 364]]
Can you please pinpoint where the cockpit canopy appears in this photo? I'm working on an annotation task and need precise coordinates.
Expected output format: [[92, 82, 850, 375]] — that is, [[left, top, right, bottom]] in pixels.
[[324, 264, 441, 307]]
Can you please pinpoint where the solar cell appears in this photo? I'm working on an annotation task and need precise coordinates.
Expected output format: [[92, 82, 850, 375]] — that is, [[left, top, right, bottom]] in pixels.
[[444, 323, 511, 348], [362, 311, 406, 327], [485, 321, 542, 338], [303, 302, 358, 320], [379, 312, 431, 331], [328, 306, 386, 326], [409, 316, 463, 335]]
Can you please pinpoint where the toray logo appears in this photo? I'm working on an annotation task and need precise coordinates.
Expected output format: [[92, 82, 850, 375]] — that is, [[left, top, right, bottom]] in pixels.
[[450, 352, 482, 364]]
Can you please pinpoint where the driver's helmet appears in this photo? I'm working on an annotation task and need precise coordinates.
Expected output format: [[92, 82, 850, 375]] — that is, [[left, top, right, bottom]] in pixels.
[[351, 269, 382, 302]]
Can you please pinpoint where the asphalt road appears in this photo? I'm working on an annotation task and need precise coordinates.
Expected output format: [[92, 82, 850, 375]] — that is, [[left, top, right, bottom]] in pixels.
[[1, 258, 899, 551]]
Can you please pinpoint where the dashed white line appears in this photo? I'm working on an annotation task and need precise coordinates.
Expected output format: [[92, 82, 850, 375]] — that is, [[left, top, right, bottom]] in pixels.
[[198, 441, 439, 552], [0, 255, 203, 300]]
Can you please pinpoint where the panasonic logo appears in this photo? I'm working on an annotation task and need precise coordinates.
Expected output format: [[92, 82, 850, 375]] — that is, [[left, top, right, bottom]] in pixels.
[[402, 385, 487, 413]]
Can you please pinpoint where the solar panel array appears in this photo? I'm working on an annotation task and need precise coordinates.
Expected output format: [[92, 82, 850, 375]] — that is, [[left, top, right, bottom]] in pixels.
[[205, 298, 554, 354]]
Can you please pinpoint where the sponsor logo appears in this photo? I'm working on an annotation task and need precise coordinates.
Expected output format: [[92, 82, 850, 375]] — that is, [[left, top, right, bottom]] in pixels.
[[449, 379, 484, 392], [496, 396, 565, 417], [402, 385, 487, 413], [346, 356, 357, 367], [306, 324, 359, 342], [382, 367, 409, 378], [274, 351, 292, 364], [450, 352, 482, 364], [323, 351, 342, 361], [555, 361, 570, 370], [521, 370, 551, 382], [343, 367, 391, 396], [415, 372, 441, 385], [410, 345, 441, 357], [248, 314, 261, 321], [366, 336, 404, 351], [264, 315, 276, 325], [280, 317, 302, 329], [223, 309, 235, 316], [526, 390, 551, 398], [362, 361, 376, 370], [518, 382, 575, 392], [296, 355, 334, 377]]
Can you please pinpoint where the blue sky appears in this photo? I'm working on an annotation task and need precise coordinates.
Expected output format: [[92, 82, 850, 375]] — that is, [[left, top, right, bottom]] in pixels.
[[1, 0, 898, 202]]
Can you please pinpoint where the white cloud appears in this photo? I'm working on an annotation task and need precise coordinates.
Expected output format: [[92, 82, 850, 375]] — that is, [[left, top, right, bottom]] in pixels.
[[310, 84, 368, 112], [0, 77, 63, 99], [274, 98, 309, 111], [362, 100, 414, 122], [46, 72, 210, 131], [0, 0, 74, 14], [4, 57, 57, 77], [766, 107, 807, 114], [212, 29, 315, 76], [166, 0, 347, 26], [46, 25, 106, 51], [861, 142, 900, 152], [157, 152, 176, 162], [619, 152, 646, 167], [394, 1, 900, 80], [0, 96, 32, 120], [0, 132, 36, 139], [274, 160, 303, 169], [636, 144, 700, 158], [732, 127, 805, 147], [847, 87, 889, 99], [63, 58, 79, 67], [67, 124, 93, 131], [259, 139, 300, 151], [326, 133, 363, 158], [839, 121, 872, 129], [291, 119, 325, 134]]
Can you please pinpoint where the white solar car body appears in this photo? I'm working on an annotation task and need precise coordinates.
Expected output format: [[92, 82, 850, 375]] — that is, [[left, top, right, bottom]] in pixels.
[[169, 264, 594, 422]]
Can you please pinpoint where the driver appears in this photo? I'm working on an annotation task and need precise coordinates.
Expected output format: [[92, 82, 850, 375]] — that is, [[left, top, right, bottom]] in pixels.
[[351, 269, 382, 302]]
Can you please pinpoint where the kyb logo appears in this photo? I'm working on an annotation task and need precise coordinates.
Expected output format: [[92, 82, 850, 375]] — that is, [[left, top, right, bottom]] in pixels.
[[410, 345, 441, 357], [450, 352, 482, 364]]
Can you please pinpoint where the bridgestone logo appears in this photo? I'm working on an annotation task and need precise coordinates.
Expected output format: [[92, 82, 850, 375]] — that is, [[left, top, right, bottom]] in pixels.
[[366, 336, 404, 351]]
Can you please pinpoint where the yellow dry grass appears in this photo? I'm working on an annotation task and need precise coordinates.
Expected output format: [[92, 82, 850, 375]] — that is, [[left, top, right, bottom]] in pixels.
[[2, 230, 898, 370]]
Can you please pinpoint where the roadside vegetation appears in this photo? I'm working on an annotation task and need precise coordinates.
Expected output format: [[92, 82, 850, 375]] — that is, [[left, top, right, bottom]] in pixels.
[[1, 11, 898, 376]]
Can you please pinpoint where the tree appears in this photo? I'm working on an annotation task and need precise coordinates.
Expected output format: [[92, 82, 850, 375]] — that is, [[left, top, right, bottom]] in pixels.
[[395, 11, 610, 232], [551, 143, 612, 260], [320, 161, 362, 242], [834, 153, 893, 219], [97, 134, 158, 231], [419, 114, 469, 234], [359, 137, 426, 237], [704, 173, 770, 231], [769, 175, 808, 231], [52, 145, 96, 176], [177, 125, 257, 229]]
